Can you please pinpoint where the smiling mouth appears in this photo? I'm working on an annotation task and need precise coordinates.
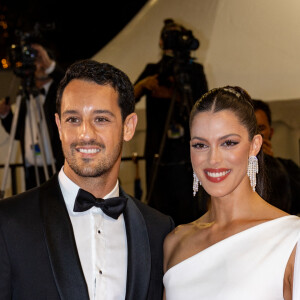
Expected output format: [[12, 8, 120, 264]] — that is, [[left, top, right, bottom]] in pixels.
[[204, 169, 231, 182], [77, 148, 100, 154]]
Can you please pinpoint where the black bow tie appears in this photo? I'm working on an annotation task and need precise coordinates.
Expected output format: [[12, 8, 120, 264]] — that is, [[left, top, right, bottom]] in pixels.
[[73, 188, 127, 220]]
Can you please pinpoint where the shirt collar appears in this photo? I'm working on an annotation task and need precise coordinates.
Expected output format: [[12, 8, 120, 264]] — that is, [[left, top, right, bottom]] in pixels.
[[42, 80, 53, 95]]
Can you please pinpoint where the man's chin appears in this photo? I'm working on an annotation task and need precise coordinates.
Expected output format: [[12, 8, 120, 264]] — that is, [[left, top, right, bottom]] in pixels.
[[72, 166, 106, 178]]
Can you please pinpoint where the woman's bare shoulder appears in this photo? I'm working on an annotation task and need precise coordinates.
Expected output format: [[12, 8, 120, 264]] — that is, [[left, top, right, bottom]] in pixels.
[[163, 217, 211, 272], [163, 222, 196, 269], [164, 223, 193, 249], [259, 199, 290, 219]]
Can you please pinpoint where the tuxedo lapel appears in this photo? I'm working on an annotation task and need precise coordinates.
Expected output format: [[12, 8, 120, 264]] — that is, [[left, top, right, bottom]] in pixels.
[[39, 175, 89, 300], [121, 190, 151, 300]]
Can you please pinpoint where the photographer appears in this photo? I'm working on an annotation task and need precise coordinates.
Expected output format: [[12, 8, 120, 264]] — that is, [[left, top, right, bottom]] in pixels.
[[134, 19, 208, 225], [252, 99, 300, 215], [0, 42, 65, 190]]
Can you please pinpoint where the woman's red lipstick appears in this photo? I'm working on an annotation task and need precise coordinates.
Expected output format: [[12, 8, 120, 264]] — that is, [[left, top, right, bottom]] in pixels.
[[204, 168, 231, 183]]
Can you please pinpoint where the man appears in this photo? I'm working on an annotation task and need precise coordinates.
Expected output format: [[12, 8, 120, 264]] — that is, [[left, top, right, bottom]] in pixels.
[[253, 99, 300, 215], [0, 59, 175, 299], [0, 43, 64, 190], [134, 19, 208, 224]]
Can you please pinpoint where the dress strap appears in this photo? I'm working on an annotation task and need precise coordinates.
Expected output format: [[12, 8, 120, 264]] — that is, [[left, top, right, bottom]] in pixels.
[[293, 239, 300, 299]]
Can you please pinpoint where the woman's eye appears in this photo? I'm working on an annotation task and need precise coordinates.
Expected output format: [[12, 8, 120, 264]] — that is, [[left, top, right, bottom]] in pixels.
[[222, 140, 238, 147], [191, 143, 207, 149]]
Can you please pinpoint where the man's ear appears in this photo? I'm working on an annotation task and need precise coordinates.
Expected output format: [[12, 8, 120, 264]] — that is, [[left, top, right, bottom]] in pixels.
[[250, 134, 263, 156], [123, 113, 138, 142], [55, 113, 62, 140]]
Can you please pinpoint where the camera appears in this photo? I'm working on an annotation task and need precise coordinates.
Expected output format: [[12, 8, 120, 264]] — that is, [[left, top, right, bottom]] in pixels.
[[9, 32, 38, 79], [161, 19, 199, 53], [158, 20, 200, 87], [8, 22, 55, 79], [162, 28, 199, 52]]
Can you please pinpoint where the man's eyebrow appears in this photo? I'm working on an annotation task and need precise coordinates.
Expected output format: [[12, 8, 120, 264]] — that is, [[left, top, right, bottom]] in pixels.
[[93, 110, 115, 117], [62, 110, 78, 116], [61, 109, 115, 117]]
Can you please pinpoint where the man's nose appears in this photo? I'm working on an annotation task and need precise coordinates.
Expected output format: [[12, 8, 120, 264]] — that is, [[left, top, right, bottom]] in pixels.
[[78, 120, 97, 140]]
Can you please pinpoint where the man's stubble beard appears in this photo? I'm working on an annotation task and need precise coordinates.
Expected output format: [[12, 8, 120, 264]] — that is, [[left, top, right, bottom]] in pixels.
[[64, 133, 124, 178]]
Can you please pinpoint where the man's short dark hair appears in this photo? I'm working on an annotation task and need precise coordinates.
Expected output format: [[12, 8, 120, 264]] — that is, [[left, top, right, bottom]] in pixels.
[[252, 99, 272, 125], [56, 59, 135, 120]]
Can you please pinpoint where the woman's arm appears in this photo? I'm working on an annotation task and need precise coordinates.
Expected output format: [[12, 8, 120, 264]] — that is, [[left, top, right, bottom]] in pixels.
[[292, 241, 300, 299]]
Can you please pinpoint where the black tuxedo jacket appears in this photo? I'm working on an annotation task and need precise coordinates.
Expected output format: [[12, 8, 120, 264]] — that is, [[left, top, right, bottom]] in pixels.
[[0, 174, 175, 299]]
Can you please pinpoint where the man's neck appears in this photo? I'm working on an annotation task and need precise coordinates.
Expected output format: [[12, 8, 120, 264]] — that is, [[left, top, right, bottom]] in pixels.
[[63, 165, 119, 199]]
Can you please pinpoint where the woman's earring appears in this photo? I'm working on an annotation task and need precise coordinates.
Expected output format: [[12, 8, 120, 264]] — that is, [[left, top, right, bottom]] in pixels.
[[247, 156, 258, 192], [193, 171, 201, 196]]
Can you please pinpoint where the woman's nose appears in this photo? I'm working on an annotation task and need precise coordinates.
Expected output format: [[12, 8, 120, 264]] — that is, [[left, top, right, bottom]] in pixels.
[[209, 147, 221, 165]]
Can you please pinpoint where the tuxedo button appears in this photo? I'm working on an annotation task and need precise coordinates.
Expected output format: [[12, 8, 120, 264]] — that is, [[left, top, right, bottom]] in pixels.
[[99, 270, 102, 275], [97, 229, 101, 234]]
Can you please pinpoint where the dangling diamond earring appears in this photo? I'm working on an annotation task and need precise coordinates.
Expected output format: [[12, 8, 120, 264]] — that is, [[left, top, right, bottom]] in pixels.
[[247, 156, 258, 192], [193, 171, 201, 196]]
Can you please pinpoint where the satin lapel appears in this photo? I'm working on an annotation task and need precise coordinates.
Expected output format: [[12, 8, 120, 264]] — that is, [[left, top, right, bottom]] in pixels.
[[121, 190, 151, 300], [39, 175, 89, 300]]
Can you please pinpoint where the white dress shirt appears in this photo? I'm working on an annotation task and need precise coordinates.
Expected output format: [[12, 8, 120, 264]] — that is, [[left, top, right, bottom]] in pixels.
[[58, 168, 128, 299]]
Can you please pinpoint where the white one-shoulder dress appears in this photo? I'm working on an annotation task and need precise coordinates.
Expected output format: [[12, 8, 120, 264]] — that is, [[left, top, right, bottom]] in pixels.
[[163, 215, 300, 300]]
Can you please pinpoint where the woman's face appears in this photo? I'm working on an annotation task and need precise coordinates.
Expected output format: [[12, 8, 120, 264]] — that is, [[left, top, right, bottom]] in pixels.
[[190, 109, 261, 198]]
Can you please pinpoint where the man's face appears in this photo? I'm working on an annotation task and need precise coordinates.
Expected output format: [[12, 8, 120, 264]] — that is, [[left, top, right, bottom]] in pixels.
[[254, 109, 273, 141], [34, 56, 49, 82], [55, 79, 137, 181]]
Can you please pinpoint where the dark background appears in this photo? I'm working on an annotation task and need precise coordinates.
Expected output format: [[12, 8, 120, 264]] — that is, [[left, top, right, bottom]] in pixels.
[[0, 0, 148, 69]]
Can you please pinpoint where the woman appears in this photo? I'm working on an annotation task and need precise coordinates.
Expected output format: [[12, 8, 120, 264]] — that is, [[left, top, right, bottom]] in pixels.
[[163, 86, 300, 300]]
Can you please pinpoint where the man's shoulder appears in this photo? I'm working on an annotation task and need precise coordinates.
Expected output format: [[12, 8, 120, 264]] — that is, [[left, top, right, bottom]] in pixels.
[[125, 194, 175, 229], [276, 157, 300, 172], [141, 62, 161, 74], [191, 60, 204, 67], [121, 187, 172, 217], [131, 196, 169, 217], [0, 175, 59, 212], [190, 60, 205, 72], [276, 156, 299, 165], [0, 186, 40, 217]]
